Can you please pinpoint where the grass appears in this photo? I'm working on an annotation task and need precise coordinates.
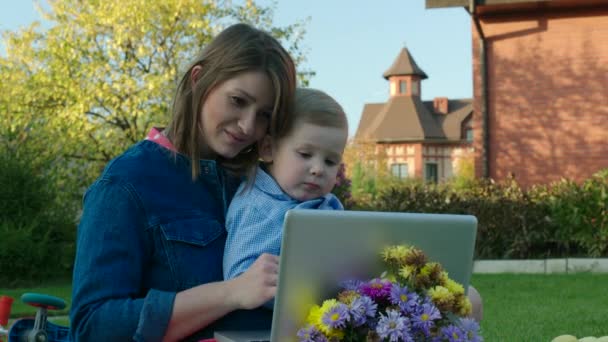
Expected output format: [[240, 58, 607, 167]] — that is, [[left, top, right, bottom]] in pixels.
[[2, 274, 608, 339], [0, 278, 71, 318], [472, 273, 608, 340]]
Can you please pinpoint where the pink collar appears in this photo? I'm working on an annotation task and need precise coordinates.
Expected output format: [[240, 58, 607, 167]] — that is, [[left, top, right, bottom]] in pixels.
[[145, 127, 176, 152]]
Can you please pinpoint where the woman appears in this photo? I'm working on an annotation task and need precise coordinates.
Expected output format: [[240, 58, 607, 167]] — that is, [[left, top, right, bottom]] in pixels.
[[70, 23, 296, 341]]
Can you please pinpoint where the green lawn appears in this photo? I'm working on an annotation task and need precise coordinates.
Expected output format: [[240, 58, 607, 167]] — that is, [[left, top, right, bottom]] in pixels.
[[472, 273, 608, 340], [2, 274, 607, 339]]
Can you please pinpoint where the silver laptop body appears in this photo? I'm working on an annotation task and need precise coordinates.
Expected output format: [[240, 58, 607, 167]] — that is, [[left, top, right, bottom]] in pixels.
[[270, 209, 477, 342]]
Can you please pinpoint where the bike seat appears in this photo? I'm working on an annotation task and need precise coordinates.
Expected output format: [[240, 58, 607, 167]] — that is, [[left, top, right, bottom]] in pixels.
[[21, 293, 66, 311]]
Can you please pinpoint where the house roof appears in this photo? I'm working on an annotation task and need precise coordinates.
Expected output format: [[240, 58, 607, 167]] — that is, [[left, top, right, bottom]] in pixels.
[[426, 0, 605, 13], [355, 97, 472, 143], [354, 103, 385, 139], [382, 48, 428, 80], [429, 99, 473, 140], [426, 0, 552, 8]]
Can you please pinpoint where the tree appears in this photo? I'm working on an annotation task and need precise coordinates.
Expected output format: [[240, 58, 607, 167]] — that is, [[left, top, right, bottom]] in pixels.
[[0, 0, 312, 199], [342, 140, 397, 202]]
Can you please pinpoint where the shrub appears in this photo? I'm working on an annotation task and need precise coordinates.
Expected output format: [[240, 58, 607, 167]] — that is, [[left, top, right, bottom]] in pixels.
[[332, 163, 354, 209], [346, 170, 608, 259], [545, 170, 608, 257], [0, 147, 76, 286]]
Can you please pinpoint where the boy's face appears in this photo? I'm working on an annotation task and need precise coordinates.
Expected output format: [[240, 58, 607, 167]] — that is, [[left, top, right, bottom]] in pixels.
[[264, 122, 348, 202]]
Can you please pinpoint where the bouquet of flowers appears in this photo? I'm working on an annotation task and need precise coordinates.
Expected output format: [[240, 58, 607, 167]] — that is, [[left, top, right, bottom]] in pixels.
[[296, 245, 483, 342]]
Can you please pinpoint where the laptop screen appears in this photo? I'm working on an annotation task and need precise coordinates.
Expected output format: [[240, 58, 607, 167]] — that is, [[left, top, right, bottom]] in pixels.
[[270, 210, 477, 342]]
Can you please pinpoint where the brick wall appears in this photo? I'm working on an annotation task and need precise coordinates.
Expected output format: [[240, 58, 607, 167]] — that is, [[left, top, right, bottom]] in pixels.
[[472, 7, 608, 187]]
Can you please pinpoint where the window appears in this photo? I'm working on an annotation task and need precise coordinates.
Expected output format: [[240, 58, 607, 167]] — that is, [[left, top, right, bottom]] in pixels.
[[465, 128, 473, 142], [425, 163, 438, 183], [399, 80, 407, 94], [391, 163, 409, 179], [411, 81, 418, 95]]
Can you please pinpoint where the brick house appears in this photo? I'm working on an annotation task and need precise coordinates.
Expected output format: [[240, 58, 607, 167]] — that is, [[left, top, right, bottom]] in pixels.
[[427, 0, 608, 187], [354, 47, 474, 182]]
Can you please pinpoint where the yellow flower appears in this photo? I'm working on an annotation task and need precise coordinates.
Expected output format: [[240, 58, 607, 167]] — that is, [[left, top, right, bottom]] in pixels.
[[306, 305, 322, 326], [445, 278, 465, 295], [420, 263, 433, 277], [438, 271, 450, 286], [428, 286, 454, 305], [399, 265, 416, 279], [404, 247, 428, 267], [457, 295, 473, 316], [381, 245, 410, 264]]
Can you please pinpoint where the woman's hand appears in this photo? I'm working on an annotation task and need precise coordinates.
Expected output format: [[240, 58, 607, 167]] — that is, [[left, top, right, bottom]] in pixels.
[[165, 255, 279, 342], [227, 253, 279, 310]]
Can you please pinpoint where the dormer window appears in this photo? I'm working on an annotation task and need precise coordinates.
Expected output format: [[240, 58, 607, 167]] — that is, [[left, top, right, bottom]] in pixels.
[[399, 80, 407, 94], [466, 128, 473, 142], [462, 115, 473, 142]]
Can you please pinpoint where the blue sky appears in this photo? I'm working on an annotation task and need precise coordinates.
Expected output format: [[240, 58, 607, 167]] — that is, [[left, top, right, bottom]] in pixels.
[[0, 0, 472, 137]]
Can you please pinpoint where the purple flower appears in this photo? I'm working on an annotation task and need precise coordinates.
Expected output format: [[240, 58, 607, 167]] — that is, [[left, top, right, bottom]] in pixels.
[[360, 278, 392, 301], [349, 295, 378, 327], [296, 324, 328, 342], [390, 284, 419, 314], [411, 302, 441, 336], [376, 309, 412, 342], [321, 302, 350, 329], [340, 279, 364, 291], [458, 318, 483, 342], [440, 324, 466, 342]]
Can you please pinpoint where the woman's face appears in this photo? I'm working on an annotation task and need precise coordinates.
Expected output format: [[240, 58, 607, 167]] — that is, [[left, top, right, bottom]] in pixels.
[[197, 69, 275, 159]]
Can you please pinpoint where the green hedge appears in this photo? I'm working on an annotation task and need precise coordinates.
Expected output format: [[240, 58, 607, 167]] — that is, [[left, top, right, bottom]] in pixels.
[[349, 170, 608, 259]]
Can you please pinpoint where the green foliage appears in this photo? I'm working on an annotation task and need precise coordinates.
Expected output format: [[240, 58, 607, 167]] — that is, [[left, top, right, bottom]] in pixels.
[[450, 156, 476, 190], [347, 168, 608, 259], [0, 0, 311, 204], [343, 141, 406, 205], [545, 170, 608, 257], [0, 147, 76, 287]]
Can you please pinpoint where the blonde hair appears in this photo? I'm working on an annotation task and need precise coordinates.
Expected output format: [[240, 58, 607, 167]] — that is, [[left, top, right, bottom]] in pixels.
[[167, 23, 296, 179], [276, 87, 348, 143]]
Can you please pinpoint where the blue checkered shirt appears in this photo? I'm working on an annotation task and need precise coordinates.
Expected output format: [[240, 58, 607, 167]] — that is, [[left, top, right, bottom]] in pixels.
[[223, 165, 343, 281]]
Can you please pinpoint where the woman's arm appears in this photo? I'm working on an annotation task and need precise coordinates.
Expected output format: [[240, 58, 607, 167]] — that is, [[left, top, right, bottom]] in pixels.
[[163, 253, 279, 341], [71, 178, 169, 341]]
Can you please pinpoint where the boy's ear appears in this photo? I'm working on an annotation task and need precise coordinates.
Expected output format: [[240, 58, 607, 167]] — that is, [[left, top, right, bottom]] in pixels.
[[258, 135, 274, 163]]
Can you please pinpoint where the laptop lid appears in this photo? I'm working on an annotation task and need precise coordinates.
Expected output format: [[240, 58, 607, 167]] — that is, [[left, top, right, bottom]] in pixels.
[[270, 209, 477, 342]]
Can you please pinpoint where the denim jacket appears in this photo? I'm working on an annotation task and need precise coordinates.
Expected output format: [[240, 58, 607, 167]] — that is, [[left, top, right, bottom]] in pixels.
[[70, 140, 271, 342]]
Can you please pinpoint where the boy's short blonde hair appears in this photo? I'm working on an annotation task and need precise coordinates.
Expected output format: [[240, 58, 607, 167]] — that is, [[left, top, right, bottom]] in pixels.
[[275, 88, 348, 142]]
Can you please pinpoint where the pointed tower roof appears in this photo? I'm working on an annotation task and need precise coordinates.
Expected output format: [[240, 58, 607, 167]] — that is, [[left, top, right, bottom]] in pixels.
[[382, 47, 428, 80]]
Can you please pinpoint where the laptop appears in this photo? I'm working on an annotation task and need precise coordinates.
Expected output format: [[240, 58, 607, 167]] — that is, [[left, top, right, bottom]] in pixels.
[[215, 209, 478, 342]]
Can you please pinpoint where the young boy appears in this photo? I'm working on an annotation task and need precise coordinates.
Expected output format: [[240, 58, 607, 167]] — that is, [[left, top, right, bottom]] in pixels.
[[223, 87, 348, 283], [222, 87, 484, 320]]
